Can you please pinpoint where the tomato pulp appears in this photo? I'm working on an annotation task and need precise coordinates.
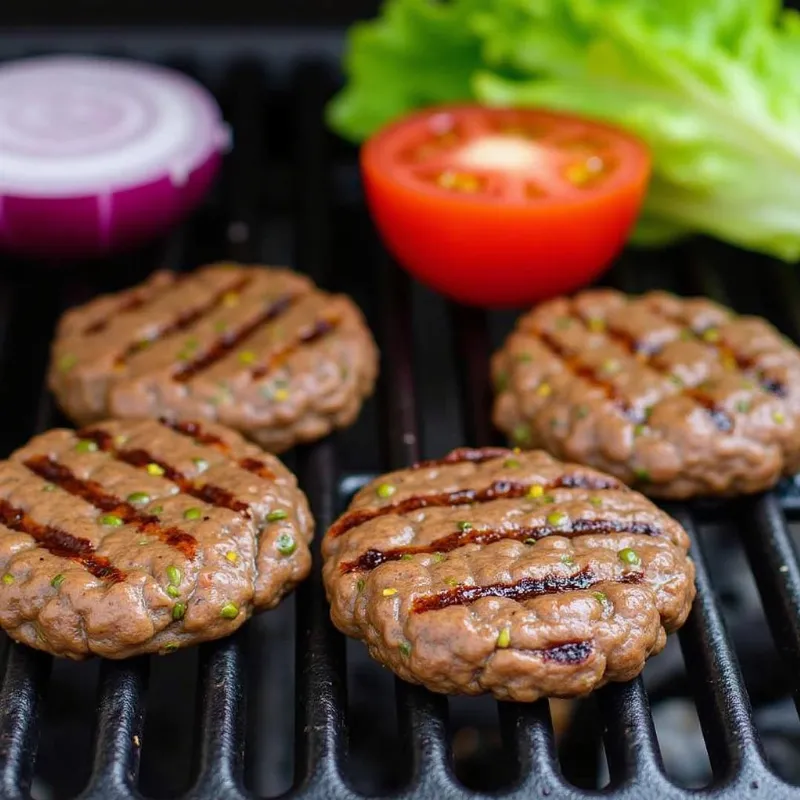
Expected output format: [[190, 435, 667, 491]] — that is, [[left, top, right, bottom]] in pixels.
[[361, 106, 651, 308]]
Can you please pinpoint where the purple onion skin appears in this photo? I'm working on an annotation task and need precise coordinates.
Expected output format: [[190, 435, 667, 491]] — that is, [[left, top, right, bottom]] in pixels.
[[0, 151, 221, 260]]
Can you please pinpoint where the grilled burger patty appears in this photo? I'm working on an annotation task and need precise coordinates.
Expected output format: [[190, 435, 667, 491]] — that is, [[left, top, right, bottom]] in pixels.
[[492, 289, 800, 498], [49, 263, 379, 453], [323, 447, 694, 701], [0, 418, 313, 659]]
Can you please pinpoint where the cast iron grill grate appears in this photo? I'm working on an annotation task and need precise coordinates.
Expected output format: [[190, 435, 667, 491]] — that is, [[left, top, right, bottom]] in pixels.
[[0, 48, 799, 800]]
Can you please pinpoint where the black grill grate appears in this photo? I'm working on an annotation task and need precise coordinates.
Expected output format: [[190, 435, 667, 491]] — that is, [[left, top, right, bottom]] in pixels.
[[0, 40, 799, 799]]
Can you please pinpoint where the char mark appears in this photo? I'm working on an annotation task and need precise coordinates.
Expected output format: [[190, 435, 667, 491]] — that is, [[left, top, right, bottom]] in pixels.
[[114, 275, 253, 366], [161, 418, 229, 450], [77, 429, 251, 517], [538, 330, 634, 418], [24, 456, 197, 558], [761, 376, 788, 398], [238, 457, 277, 480], [328, 474, 623, 540], [250, 317, 338, 380], [82, 273, 186, 336], [538, 640, 594, 665], [412, 447, 512, 470], [340, 518, 663, 573], [0, 498, 125, 582], [411, 567, 638, 613], [159, 419, 277, 479], [173, 294, 298, 382], [412, 569, 641, 613], [538, 329, 734, 431]]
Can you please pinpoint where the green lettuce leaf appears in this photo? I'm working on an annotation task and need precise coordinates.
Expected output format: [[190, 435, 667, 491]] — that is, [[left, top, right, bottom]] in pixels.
[[327, 0, 486, 142], [328, 0, 800, 261]]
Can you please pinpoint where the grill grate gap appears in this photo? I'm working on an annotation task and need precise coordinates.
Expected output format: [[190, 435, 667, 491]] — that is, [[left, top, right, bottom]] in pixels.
[[31, 660, 98, 800], [137, 650, 199, 800], [646, 646, 713, 789]]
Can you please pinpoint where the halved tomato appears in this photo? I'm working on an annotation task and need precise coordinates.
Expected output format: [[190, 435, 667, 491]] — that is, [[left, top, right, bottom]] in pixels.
[[360, 105, 651, 308]]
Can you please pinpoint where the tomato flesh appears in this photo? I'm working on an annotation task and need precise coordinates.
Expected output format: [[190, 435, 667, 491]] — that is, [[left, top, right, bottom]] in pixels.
[[361, 106, 651, 308]]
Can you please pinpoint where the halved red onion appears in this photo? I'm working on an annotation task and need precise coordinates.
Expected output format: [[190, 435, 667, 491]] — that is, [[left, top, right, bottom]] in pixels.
[[0, 55, 230, 259]]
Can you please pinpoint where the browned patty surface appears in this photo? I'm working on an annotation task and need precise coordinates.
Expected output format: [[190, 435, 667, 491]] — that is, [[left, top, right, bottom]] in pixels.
[[323, 447, 694, 701], [492, 289, 800, 498], [0, 418, 313, 659], [49, 263, 379, 453]]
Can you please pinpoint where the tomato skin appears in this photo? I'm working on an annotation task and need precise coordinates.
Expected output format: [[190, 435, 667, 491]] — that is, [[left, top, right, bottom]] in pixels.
[[360, 106, 651, 308]]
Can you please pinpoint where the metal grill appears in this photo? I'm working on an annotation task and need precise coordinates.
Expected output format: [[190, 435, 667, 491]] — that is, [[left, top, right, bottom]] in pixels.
[[0, 40, 799, 800]]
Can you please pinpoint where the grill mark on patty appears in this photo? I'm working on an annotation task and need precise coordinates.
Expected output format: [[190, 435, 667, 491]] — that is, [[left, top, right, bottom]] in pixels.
[[340, 519, 663, 573], [24, 457, 197, 558], [114, 275, 253, 366], [162, 418, 231, 450], [538, 641, 594, 665], [250, 317, 339, 380], [328, 474, 623, 540], [411, 568, 641, 613], [537, 329, 734, 431], [537, 330, 636, 418], [78, 429, 250, 515], [0, 498, 124, 583], [82, 274, 185, 336], [173, 293, 299, 382], [585, 314, 784, 406], [158, 419, 277, 480], [572, 301, 785, 401], [412, 447, 513, 470]]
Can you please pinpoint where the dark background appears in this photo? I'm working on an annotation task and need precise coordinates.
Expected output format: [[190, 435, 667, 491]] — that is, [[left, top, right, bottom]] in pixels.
[[1, 0, 798, 25], [0, 0, 378, 25]]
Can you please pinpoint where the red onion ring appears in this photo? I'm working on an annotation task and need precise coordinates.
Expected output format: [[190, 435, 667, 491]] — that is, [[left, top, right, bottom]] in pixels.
[[0, 55, 230, 259]]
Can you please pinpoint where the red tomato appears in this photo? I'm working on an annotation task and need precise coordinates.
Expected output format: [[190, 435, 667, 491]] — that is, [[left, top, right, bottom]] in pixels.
[[361, 105, 651, 308]]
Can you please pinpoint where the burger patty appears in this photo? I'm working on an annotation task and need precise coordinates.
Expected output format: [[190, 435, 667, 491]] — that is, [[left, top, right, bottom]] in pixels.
[[492, 289, 800, 498], [0, 418, 313, 659], [322, 447, 694, 701], [49, 263, 379, 453]]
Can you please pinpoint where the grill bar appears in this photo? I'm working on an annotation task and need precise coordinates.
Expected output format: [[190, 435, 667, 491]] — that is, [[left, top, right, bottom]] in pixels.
[[182, 55, 268, 800], [669, 506, 768, 778], [380, 262, 421, 469], [188, 639, 247, 800], [291, 62, 352, 800], [395, 683, 453, 796], [596, 679, 668, 788], [292, 62, 334, 276], [294, 444, 351, 799], [0, 647, 50, 800], [497, 700, 572, 798], [222, 60, 268, 264], [736, 494, 800, 715], [380, 262, 456, 794], [450, 304, 494, 448], [79, 660, 148, 800]]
